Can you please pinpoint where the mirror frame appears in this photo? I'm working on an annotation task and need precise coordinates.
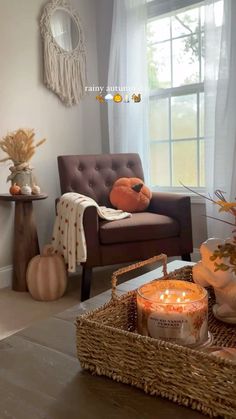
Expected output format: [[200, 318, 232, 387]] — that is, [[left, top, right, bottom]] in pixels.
[[40, 0, 87, 106]]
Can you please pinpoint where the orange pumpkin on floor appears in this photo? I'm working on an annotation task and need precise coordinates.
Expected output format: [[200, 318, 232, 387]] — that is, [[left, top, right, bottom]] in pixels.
[[110, 177, 152, 212], [26, 245, 67, 301]]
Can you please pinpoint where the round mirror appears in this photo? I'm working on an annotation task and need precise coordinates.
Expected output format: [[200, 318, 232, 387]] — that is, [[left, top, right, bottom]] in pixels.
[[50, 9, 79, 52]]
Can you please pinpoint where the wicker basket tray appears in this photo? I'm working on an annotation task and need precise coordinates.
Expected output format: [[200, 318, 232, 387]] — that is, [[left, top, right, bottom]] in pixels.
[[76, 254, 236, 419]]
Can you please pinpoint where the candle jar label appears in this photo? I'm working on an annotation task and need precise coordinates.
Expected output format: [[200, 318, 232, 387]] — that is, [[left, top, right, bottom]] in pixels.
[[145, 310, 208, 345], [137, 279, 208, 347]]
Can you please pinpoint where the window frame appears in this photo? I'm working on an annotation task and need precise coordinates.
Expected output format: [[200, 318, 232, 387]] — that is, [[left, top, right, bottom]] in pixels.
[[147, 0, 206, 194], [147, 0, 203, 21]]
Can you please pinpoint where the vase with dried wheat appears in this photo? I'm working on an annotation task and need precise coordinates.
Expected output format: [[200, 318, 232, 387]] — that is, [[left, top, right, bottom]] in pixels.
[[0, 129, 46, 188]]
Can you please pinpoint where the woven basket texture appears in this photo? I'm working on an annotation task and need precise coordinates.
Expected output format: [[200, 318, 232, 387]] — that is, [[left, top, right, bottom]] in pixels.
[[76, 256, 236, 419]]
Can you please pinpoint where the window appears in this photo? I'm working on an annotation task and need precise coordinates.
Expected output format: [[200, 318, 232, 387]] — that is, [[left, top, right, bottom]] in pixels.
[[147, 1, 205, 190]]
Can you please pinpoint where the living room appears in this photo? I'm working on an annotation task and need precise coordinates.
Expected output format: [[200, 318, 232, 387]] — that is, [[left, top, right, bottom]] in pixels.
[[0, 0, 235, 418]]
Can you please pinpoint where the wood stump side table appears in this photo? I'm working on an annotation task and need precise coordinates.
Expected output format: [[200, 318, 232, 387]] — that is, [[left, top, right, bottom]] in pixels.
[[0, 194, 48, 291]]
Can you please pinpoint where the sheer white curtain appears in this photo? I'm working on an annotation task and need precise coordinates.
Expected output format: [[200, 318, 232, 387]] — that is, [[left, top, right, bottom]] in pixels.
[[108, 0, 150, 182], [205, 0, 236, 238]]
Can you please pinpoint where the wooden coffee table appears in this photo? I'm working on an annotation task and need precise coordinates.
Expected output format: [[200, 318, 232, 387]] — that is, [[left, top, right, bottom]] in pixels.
[[0, 260, 206, 419]]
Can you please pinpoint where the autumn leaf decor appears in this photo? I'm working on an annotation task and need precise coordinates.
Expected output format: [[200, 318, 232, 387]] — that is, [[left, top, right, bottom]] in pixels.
[[183, 184, 236, 274], [210, 242, 236, 274], [0, 128, 46, 187]]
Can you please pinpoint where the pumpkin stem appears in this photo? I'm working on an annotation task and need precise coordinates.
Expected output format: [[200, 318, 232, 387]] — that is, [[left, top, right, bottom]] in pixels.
[[132, 183, 143, 193], [42, 244, 55, 256]]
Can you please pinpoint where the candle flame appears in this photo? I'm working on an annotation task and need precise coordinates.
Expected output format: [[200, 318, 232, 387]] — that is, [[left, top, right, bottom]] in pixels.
[[165, 289, 169, 295], [176, 297, 181, 303], [160, 294, 165, 301], [182, 291, 186, 297]]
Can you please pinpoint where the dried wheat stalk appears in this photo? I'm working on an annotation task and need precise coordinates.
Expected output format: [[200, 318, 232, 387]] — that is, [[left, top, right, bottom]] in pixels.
[[0, 129, 46, 164]]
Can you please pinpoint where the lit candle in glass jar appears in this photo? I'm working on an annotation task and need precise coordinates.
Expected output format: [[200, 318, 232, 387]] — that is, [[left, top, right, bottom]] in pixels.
[[137, 280, 208, 346]]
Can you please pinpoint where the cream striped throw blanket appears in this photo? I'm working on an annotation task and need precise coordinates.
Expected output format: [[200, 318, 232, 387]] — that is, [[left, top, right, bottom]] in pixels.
[[52, 192, 131, 272]]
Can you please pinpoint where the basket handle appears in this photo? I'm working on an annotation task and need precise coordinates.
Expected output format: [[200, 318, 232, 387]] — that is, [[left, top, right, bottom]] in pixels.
[[111, 253, 168, 300]]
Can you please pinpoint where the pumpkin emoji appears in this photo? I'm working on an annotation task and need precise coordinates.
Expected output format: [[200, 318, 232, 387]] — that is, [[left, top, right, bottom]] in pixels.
[[9, 183, 21, 195], [113, 93, 122, 103], [109, 177, 152, 212], [26, 244, 67, 301]]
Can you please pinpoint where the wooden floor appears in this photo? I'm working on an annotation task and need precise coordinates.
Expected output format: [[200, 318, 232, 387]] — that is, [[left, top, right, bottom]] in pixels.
[[0, 261, 204, 419], [0, 262, 158, 340], [0, 254, 191, 341]]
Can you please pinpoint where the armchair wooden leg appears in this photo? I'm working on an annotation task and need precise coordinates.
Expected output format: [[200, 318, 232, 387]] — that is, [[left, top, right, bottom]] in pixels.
[[81, 267, 92, 302], [181, 253, 191, 262]]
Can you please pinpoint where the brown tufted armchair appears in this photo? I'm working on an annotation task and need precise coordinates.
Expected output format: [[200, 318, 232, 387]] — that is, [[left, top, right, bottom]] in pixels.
[[57, 153, 193, 301]]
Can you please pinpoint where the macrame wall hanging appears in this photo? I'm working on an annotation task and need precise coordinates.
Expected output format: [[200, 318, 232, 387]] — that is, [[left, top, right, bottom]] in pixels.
[[40, 0, 87, 106]]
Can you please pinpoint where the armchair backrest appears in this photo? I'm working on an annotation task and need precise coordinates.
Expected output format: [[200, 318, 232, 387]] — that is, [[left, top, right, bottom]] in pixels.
[[57, 153, 144, 206]]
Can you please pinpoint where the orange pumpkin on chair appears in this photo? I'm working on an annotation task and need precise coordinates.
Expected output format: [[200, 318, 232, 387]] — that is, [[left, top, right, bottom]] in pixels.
[[110, 177, 152, 213]]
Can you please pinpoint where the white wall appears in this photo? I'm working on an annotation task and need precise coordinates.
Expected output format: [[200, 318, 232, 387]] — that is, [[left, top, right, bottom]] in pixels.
[[0, 0, 101, 284]]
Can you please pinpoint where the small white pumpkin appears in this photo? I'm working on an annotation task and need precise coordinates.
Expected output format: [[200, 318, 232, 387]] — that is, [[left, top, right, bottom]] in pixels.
[[26, 245, 67, 301], [21, 184, 32, 195], [32, 184, 41, 195]]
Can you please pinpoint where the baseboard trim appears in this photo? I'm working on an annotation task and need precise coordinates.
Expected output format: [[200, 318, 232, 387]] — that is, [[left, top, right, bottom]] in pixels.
[[0, 265, 12, 289]]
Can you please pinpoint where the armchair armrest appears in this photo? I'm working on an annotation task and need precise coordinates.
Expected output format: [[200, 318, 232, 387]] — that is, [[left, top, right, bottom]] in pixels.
[[148, 192, 193, 254], [82, 206, 101, 266]]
